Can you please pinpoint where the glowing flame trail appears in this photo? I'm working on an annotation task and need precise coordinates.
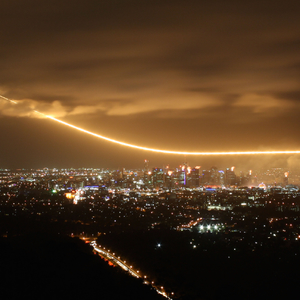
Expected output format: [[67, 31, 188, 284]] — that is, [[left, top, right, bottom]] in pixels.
[[0, 94, 17, 104], [1, 95, 300, 156]]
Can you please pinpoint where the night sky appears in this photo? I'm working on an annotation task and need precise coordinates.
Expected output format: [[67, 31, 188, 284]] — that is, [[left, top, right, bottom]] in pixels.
[[1, 0, 300, 170]]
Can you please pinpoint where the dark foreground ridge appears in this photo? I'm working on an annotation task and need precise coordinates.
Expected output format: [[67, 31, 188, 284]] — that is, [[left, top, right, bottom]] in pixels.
[[0, 233, 164, 300]]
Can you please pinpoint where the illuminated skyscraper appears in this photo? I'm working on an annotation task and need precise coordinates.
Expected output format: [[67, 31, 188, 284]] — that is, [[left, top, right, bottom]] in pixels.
[[190, 166, 201, 187], [144, 159, 149, 172], [165, 169, 174, 190], [143, 159, 150, 188], [152, 168, 164, 188], [219, 170, 225, 186], [225, 167, 237, 186], [283, 172, 289, 186]]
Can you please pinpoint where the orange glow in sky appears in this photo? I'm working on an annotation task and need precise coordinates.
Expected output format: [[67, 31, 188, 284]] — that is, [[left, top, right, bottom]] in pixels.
[[2, 95, 300, 156], [33, 111, 300, 156]]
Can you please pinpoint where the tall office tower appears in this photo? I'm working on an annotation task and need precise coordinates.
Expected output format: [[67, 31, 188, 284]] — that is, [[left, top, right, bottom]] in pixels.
[[190, 166, 201, 187], [247, 170, 252, 186], [210, 166, 218, 185], [144, 159, 149, 172], [165, 169, 174, 190], [143, 159, 150, 188], [225, 166, 237, 186], [239, 171, 248, 186], [201, 169, 212, 186], [219, 170, 225, 186], [283, 172, 289, 186], [152, 168, 164, 188], [178, 165, 186, 186]]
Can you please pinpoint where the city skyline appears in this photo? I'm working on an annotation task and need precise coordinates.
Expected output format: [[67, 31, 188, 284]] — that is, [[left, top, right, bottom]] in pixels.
[[1, 1, 300, 169], [1, 163, 298, 187]]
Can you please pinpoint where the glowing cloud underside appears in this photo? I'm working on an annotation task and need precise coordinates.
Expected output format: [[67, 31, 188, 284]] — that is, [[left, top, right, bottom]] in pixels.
[[1, 95, 300, 156]]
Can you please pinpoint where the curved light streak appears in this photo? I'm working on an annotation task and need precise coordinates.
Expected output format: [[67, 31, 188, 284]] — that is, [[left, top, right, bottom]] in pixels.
[[1, 95, 300, 156]]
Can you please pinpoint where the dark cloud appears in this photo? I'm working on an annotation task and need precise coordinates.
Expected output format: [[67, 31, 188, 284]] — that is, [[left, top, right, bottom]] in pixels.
[[276, 91, 300, 102]]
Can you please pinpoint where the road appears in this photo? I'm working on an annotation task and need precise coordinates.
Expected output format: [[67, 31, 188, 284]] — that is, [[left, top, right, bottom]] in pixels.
[[89, 240, 173, 300]]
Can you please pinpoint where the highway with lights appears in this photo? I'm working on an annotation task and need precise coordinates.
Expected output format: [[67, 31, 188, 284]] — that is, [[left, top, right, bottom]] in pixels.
[[89, 240, 173, 299]]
